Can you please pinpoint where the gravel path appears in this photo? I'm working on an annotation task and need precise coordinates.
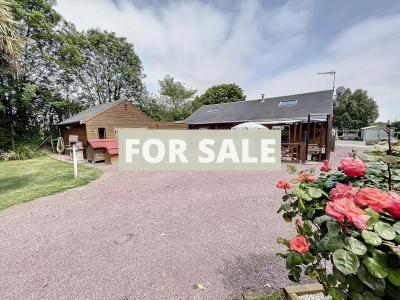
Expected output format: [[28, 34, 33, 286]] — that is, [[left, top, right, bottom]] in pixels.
[[0, 146, 362, 300]]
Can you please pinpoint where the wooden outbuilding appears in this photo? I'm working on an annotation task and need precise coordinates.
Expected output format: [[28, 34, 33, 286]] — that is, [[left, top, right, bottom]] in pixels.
[[86, 139, 118, 164], [58, 99, 188, 159], [185, 90, 334, 162]]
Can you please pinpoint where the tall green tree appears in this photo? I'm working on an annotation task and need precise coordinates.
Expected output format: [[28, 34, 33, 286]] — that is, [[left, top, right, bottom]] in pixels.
[[59, 29, 146, 105], [0, 0, 25, 68], [158, 74, 197, 109], [333, 88, 379, 129], [192, 83, 245, 110]]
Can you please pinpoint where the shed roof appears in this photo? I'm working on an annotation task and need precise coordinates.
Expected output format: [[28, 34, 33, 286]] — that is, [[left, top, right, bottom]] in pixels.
[[58, 99, 128, 126], [87, 139, 118, 155], [185, 90, 333, 125]]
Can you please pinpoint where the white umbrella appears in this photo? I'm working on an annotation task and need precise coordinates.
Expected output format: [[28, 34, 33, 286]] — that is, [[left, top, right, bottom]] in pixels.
[[231, 122, 268, 130]]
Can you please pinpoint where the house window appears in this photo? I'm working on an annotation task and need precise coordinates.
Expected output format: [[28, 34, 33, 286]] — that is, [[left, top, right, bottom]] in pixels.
[[98, 128, 106, 139]]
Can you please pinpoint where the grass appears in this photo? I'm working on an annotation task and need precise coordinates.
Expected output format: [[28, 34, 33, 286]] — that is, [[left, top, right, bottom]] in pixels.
[[0, 156, 101, 210]]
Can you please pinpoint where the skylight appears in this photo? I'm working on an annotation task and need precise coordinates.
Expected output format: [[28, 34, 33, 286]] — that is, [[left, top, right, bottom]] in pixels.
[[207, 107, 221, 113], [278, 99, 298, 107]]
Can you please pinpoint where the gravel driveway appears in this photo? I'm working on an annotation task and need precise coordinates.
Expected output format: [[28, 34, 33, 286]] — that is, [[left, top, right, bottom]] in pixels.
[[0, 147, 360, 299]]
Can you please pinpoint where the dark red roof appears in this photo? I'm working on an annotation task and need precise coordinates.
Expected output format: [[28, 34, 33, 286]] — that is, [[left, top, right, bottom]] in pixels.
[[88, 139, 118, 155]]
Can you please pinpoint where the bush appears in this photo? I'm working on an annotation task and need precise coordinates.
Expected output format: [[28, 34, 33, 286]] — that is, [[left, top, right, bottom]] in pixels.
[[276, 140, 400, 299], [0, 145, 45, 161]]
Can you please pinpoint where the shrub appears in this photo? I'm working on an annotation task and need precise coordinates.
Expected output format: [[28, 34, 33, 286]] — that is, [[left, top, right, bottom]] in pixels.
[[277, 138, 400, 299], [0, 145, 45, 161]]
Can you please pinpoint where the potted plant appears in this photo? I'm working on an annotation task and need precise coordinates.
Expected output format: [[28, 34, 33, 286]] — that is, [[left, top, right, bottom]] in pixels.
[[276, 127, 400, 299]]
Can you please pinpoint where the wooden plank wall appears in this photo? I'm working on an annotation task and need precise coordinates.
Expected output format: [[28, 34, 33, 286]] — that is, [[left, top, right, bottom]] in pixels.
[[60, 125, 87, 146], [290, 122, 327, 145], [85, 101, 158, 140], [156, 122, 188, 129]]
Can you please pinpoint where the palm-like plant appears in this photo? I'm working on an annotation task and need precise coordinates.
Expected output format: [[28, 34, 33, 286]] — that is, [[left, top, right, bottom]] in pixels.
[[0, 0, 25, 67]]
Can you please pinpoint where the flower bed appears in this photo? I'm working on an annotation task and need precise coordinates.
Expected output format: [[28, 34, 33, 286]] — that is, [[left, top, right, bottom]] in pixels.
[[276, 137, 400, 299]]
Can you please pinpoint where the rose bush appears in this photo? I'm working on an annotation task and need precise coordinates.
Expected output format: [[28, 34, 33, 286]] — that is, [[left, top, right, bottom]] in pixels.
[[277, 140, 400, 299]]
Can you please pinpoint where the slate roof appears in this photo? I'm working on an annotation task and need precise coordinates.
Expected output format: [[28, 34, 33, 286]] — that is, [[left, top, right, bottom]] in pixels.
[[58, 99, 127, 126], [185, 90, 334, 125]]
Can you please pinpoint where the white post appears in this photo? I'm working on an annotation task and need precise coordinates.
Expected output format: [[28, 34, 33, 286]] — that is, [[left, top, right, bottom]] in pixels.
[[73, 144, 78, 178]]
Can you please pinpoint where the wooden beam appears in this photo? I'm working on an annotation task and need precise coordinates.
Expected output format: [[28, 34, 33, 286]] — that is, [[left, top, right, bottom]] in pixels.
[[313, 122, 316, 144], [325, 114, 332, 160], [305, 115, 311, 161]]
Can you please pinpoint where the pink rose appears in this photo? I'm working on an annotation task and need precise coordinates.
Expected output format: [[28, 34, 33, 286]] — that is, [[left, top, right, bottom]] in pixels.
[[297, 172, 315, 183], [339, 157, 368, 177], [289, 236, 309, 253], [325, 197, 370, 230], [355, 187, 392, 213], [387, 192, 400, 218], [320, 160, 332, 172], [276, 180, 293, 189], [330, 183, 358, 201], [295, 218, 302, 226]]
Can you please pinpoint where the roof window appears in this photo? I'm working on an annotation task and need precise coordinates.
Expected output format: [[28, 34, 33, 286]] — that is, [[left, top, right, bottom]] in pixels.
[[278, 99, 298, 107], [207, 107, 221, 113]]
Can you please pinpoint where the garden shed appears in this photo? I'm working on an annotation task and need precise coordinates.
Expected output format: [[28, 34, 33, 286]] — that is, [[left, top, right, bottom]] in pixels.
[[360, 125, 394, 144]]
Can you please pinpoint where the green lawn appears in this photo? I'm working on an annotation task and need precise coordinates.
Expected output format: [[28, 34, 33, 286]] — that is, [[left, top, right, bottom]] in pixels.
[[0, 156, 101, 210]]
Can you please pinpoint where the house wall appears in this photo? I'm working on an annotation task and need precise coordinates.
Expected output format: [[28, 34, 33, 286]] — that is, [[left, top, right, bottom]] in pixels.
[[60, 124, 87, 146], [85, 101, 158, 140]]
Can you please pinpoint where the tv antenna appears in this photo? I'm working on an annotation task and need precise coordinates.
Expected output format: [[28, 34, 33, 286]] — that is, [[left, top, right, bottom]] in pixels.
[[317, 70, 336, 91]]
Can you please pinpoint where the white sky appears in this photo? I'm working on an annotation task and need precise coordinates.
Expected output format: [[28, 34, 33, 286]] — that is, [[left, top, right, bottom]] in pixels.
[[56, 0, 400, 121]]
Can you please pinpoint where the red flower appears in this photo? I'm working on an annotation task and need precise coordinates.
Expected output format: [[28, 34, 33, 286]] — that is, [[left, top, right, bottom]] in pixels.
[[295, 218, 302, 226], [289, 236, 309, 253], [354, 187, 392, 213], [325, 197, 370, 230], [387, 192, 400, 218], [320, 160, 332, 172], [276, 180, 292, 189], [330, 183, 358, 201], [338, 157, 368, 177], [297, 172, 315, 183]]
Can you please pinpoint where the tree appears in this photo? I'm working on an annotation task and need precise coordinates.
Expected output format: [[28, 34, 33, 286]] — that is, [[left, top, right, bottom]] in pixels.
[[333, 88, 379, 129], [158, 75, 197, 109], [59, 29, 146, 105], [136, 75, 196, 122], [0, 0, 25, 68], [192, 83, 245, 110]]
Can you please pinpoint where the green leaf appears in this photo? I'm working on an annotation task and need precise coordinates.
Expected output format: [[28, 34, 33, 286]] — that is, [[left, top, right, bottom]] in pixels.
[[327, 221, 341, 236], [350, 293, 363, 300], [363, 257, 388, 278], [361, 230, 382, 246], [348, 275, 365, 293], [277, 202, 291, 213], [387, 269, 400, 287], [314, 215, 332, 225], [300, 193, 312, 201], [365, 208, 380, 227], [374, 221, 396, 240], [288, 267, 301, 282], [357, 265, 386, 296], [286, 252, 303, 269], [308, 187, 323, 198], [302, 252, 314, 264], [382, 155, 400, 164], [362, 290, 381, 300], [345, 237, 367, 256], [298, 198, 306, 211], [371, 249, 387, 266], [320, 234, 345, 252], [393, 222, 400, 235], [333, 249, 360, 275]]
